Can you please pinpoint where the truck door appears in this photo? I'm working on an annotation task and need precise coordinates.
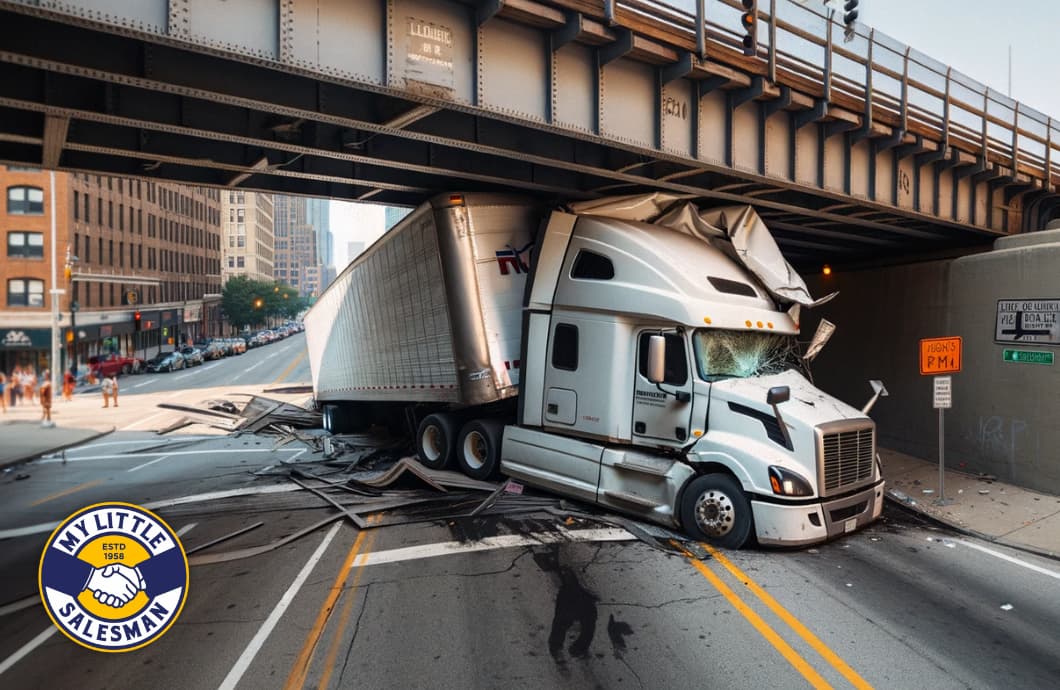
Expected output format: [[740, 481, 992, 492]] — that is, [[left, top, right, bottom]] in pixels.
[[632, 331, 693, 445]]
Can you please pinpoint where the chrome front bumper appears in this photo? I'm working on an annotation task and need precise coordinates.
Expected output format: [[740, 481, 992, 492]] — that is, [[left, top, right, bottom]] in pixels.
[[751, 480, 885, 547]]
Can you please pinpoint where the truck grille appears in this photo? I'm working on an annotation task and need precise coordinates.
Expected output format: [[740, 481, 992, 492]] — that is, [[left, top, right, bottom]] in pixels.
[[818, 425, 874, 494]]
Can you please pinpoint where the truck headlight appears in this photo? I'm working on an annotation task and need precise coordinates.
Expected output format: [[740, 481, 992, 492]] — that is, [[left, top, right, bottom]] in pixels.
[[768, 466, 814, 497]]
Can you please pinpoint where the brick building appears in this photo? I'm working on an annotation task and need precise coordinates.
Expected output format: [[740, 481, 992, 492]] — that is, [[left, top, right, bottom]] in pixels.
[[1, 165, 224, 374]]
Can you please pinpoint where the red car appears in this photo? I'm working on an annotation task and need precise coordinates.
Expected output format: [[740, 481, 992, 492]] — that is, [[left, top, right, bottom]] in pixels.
[[88, 352, 144, 378]]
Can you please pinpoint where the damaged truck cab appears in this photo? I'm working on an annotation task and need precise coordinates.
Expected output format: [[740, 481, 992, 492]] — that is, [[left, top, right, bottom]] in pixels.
[[305, 193, 884, 549], [502, 206, 884, 548]]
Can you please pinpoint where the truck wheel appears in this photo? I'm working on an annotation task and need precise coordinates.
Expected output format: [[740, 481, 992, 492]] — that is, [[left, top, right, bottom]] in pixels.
[[680, 474, 753, 549], [417, 413, 457, 470], [455, 419, 504, 480]]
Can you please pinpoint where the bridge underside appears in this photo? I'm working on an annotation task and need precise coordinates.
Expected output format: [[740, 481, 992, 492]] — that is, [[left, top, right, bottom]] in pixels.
[[0, 1, 1052, 268]]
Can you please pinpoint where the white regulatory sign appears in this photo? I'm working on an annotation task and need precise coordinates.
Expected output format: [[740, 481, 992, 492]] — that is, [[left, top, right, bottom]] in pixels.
[[933, 376, 952, 409], [995, 299, 1060, 344]]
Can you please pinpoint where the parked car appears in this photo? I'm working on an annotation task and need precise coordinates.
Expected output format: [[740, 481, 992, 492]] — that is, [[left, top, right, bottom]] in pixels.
[[202, 342, 225, 360], [88, 352, 144, 379], [179, 346, 205, 366], [226, 338, 246, 355], [144, 351, 186, 373]]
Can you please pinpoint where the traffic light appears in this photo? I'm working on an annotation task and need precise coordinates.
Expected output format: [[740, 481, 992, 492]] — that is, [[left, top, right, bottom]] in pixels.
[[134, 311, 142, 331], [740, 0, 757, 56], [843, 0, 858, 42]]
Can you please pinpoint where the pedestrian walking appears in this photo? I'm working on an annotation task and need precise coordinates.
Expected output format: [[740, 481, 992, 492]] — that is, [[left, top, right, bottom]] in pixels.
[[39, 370, 53, 426], [101, 375, 118, 408], [0, 372, 6, 413], [62, 368, 75, 402], [10, 366, 21, 406], [22, 368, 36, 404]]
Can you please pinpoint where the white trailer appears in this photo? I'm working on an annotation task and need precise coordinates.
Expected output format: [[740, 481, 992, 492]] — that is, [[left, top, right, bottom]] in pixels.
[[305, 193, 885, 547]]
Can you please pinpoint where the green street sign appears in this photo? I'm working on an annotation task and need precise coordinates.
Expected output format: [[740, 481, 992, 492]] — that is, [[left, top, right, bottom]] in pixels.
[[1002, 349, 1054, 365]]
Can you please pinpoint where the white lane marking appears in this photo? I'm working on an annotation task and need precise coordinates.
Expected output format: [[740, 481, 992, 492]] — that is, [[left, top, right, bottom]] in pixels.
[[0, 597, 39, 618], [39, 448, 305, 463], [0, 627, 56, 677], [129, 379, 158, 389], [956, 539, 1060, 582], [352, 528, 635, 569], [177, 522, 198, 537], [217, 522, 342, 690], [0, 484, 302, 540], [120, 410, 171, 431], [263, 351, 281, 361], [242, 361, 264, 373], [127, 454, 172, 473]]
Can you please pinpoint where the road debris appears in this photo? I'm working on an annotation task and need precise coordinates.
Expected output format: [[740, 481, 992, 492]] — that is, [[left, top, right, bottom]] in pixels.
[[185, 521, 265, 555]]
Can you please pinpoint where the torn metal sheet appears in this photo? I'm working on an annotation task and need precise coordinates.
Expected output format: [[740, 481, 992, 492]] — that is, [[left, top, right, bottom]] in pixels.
[[569, 193, 836, 308], [188, 513, 344, 566], [184, 521, 264, 555], [289, 474, 368, 528]]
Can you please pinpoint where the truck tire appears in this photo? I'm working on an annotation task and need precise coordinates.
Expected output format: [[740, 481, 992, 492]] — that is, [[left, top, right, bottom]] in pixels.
[[417, 413, 458, 470], [680, 474, 753, 549], [455, 419, 504, 480]]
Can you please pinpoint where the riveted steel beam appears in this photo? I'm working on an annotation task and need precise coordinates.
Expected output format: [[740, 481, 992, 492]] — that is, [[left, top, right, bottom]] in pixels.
[[659, 52, 692, 87], [598, 27, 633, 66]]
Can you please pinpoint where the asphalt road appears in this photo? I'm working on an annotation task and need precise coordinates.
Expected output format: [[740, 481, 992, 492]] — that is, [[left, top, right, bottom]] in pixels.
[[1, 333, 1059, 688], [120, 333, 311, 394]]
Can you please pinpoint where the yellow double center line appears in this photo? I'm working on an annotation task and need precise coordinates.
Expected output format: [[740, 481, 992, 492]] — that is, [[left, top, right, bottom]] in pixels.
[[285, 516, 380, 690], [676, 541, 873, 690]]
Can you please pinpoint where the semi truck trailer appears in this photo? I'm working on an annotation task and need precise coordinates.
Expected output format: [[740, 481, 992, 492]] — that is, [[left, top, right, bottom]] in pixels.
[[304, 193, 885, 547]]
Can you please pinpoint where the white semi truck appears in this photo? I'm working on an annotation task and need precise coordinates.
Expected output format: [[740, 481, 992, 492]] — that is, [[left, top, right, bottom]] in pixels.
[[305, 193, 885, 547]]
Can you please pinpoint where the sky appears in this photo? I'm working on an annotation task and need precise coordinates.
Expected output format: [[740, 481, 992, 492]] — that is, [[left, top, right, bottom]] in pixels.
[[328, 1, 1058, 264]]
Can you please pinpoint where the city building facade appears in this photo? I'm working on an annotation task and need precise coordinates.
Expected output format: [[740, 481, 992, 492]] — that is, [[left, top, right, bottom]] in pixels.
[[273, 195, 331, 298], [1, 165, 224, 374], [221, 191, 275, 283]]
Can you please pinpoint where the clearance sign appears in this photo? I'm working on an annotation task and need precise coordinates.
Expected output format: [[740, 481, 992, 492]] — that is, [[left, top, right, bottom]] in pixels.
[[919, 336, 962, 375]]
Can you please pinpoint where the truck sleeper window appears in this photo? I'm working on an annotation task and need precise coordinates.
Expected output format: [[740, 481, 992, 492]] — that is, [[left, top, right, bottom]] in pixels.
[[692, 329, 798, 381]]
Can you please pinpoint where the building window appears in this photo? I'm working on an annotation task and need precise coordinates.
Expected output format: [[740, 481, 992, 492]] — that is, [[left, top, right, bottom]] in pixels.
[[119, 203, 124, 230], [84, 194, 90, 222], [236, 256, 244, 268], [74, 191, 80, 220], [108, 201, 113, 228], [237, 236, 245, 248], [119, 241, 124, 267], [7, 231, 44, 258], [84, 237, 91, 263], [97, 198, 102, 224], [7, 186, 44, 214], [7, 278, 44, 307]]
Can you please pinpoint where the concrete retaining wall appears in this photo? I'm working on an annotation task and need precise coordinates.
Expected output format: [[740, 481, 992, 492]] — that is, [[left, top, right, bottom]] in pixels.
[[804, 231, 1060, 494]]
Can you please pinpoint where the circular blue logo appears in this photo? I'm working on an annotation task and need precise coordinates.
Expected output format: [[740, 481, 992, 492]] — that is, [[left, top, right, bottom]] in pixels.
[[38, 502, 189, 652]]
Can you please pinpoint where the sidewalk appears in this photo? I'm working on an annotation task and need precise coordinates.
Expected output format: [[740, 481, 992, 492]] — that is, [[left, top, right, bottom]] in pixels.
[[881, 448, 1060, 560], [0, 421, 113, 470]]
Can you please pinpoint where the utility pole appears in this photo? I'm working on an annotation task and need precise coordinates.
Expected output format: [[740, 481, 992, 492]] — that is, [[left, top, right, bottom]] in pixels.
[[48, 170, 63, 400]]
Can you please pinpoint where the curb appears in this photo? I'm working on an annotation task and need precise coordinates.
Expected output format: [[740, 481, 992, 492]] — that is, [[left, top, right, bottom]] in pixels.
[[883, 494, 1060, 563], [0, 426, 117, 472]]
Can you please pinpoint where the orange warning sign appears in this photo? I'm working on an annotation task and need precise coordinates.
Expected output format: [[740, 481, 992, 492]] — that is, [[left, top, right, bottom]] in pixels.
[[919, 336, 962, 375]]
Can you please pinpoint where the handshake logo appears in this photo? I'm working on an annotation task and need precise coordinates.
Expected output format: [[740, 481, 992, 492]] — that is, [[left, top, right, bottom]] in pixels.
[[86, 564, 148, 607], [39, 502, 189, 652]]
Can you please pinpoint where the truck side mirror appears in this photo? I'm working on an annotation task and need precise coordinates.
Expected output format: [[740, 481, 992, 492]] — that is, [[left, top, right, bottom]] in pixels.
[[647, 335, 666, 383], [766, 386, 790, 405]]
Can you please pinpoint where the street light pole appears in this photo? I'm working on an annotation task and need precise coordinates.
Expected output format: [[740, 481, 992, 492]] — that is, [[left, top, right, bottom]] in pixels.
[[48, 170, 63, 396]]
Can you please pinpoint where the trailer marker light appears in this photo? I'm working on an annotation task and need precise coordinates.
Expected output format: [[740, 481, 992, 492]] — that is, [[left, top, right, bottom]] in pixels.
[[693, 429, 703, 437], [756, 321, 763, 328], [745, 320, 752, 327], [767, 322, 774, 329], [703, 317, 712, 325]]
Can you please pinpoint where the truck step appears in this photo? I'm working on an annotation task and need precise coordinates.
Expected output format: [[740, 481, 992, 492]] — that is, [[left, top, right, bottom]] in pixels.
[[612, 461, 670, 478], [602, 490, 663, 510]]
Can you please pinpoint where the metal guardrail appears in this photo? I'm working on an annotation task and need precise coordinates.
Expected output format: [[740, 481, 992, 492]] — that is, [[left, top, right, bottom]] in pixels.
[[599, 0, 1056, 187]]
